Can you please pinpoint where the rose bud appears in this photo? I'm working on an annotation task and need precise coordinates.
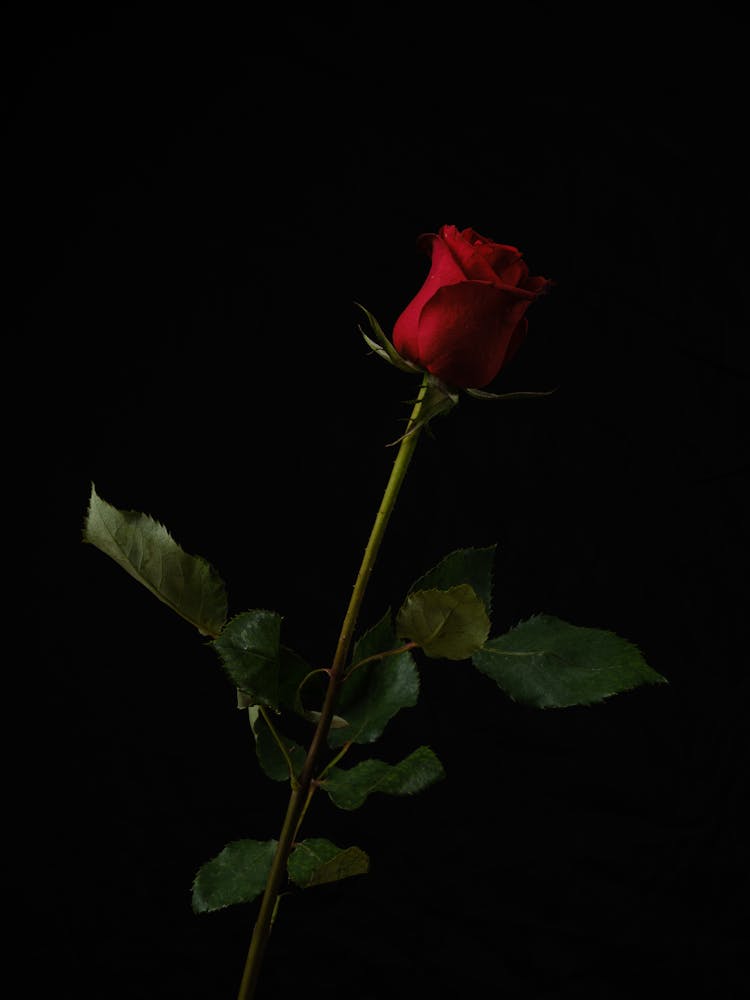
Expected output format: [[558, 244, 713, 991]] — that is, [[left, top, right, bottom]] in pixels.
[[392, 225, 550, 389]]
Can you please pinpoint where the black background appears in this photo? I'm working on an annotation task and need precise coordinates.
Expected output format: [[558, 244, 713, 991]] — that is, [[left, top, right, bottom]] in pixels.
[[10, 6, 748, 998]]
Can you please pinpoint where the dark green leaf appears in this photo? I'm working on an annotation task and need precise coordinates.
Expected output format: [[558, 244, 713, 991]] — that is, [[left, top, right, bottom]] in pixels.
[[472, 613, 668, 708], [82, 483, 227, 637], [248, 707, 305, 782], [396, 585, 490, 660], [328, 609, 419, 748], [287, 838, 369, 888], [212, 610, 282, 708], [322, 746, 445, 810], [192, 839, 277, 913], [409, 545, 496, 614]]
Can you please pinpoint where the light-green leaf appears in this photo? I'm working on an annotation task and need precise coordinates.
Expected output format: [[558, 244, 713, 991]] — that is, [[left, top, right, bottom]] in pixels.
[[409, 545, 496, 614], [287, 838, 369, 888], [82, 483, 227, 637], [212, 610, 282, 708], [322, 746, 445, 810], [248, 707, 305, 782], [396, 584, 490, 660], [328, 610, 419, 748], [192, 839, 277, 913], [472, 613, 668, 708]]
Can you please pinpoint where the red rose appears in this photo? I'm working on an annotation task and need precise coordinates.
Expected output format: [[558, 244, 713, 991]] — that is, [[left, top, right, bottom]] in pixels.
[[392, 225, 550, 389]]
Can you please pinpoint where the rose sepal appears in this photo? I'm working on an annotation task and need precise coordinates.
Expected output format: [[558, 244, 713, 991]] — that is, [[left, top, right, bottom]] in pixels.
[[355, 301, 423, 374], [465, 386, 558, 401], [387, 375, 459, 446]]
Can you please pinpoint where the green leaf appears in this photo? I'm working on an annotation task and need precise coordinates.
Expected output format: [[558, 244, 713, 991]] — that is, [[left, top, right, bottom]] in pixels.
[[472, 613, 668, 708], [396, 584, 490, 660], [322, 746, 445, 810], [212, 610, 282, 708], [328, 610, 419, 748], [192, 839, 277, 913], [287, 838, 369, 888], [409, 545, 496, 614], [82, 483, 227, 637], [248, 706, 305, 782]]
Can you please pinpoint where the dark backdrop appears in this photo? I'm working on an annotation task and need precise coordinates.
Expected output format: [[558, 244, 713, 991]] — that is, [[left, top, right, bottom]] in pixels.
[[10, 7, 747, 999]]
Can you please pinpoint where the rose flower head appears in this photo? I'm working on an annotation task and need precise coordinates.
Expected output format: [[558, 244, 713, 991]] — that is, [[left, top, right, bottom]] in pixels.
[[392, 225, 550, 389]]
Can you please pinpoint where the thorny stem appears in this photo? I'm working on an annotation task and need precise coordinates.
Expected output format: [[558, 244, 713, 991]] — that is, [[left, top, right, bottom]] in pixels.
[[237, 374, 430, 999]]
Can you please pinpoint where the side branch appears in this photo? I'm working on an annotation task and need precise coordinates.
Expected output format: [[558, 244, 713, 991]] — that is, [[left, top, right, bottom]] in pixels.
[[343, 642, 419, 681]]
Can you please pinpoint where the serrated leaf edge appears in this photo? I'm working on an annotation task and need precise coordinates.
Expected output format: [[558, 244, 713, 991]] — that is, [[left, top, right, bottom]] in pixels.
[[322, 746, 445, 810], [408, 544, 497, 615], [473, 613, 668, 708], [83, 482, 228, 637], [191, 838, 278, 914]]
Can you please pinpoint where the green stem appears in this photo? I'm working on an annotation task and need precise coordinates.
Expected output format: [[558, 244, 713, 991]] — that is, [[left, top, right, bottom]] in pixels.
[[237, 374, 430, 1000]]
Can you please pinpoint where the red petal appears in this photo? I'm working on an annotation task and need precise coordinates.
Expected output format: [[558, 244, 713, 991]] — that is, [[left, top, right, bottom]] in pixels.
[[393, 232, 468, 365], [416, 281, 531, 388], [440, 226, 499, 283]]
